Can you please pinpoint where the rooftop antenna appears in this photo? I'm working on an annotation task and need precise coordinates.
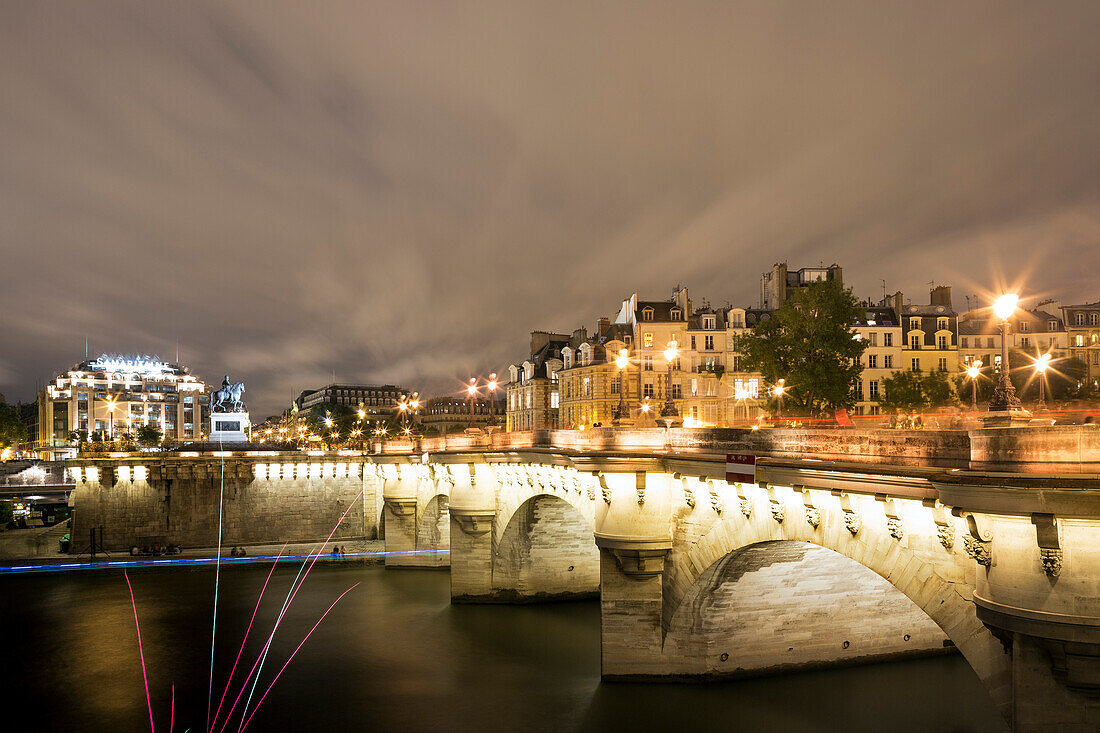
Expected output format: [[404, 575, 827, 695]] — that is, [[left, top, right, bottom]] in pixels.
[[881, 279, 887, 301], [85, 336, 88, 359], [176, 339, 179, 364]]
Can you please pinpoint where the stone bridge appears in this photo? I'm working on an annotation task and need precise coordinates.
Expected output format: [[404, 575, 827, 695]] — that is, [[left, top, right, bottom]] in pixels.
[[70, 426, 1100, 731]]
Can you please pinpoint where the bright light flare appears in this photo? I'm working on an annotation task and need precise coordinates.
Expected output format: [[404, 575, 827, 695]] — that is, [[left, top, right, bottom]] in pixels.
[[993, 293, 1019, 321]]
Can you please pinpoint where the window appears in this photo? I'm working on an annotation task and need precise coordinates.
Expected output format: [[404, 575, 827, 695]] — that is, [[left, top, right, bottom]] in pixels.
[[1049, 321, 1059, 331], [987, 337, 995, 349], [857, 381, 864, 400], [1092, 313, 1100, 326], [550, 392, 559, 408], [1076, 335, 1085, 347], [1076, 313, 1085, 325], [643, 332, 654, 348], [869, 332, 878, 347], [643, 356, 653, 371], [643, 383, 654, 398], [703, 315, 716, 330], [642, 307, 654, 321], [884, 355, 893, 369], [938, 357, 948, 372], [961, 337, 969, 348], [611, 377, 621, 395], [868, 354, 878, 369], [938, 318, 948, 331], [937, 335, 947, 350], [583, 377, 590, 397], [690, 335, 696, 349], [911, 358, 920, 372], [1020, 337, 1030, 348], [910, 318, 921, 330], [909, 335, 921, 350], [1019, 320, 1030, 333], [671, 308, 681, 320], [671, 383, 682, 399], [704, 335, 715, 350], [884, 332, 893, 347], [869, 380, 880, 400]]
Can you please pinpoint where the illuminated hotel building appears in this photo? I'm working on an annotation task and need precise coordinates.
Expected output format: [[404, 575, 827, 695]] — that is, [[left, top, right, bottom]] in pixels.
[[36, 354, 212, 458]]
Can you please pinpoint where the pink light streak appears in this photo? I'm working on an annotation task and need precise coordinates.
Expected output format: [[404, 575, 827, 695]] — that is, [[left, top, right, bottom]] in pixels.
[[239, 583, 360, 732], [209, 542, 288, 732], [124, 569, 156, 733]]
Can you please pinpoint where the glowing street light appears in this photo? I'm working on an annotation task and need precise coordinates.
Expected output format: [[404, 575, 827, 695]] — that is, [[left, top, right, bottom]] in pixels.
[[486, 374, 499, 426], [1034, 353, 1053, 411], [989, 293, 1023, 412], [612, 349, 630, 426], [965, 360, 983, 411], [467, 378, 478, 428], [660, 340, 680, 421], [773, 379, 786, 420]]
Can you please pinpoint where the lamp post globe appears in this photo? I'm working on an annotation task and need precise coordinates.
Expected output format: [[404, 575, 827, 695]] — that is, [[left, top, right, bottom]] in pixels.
[[660, 341, 679, 421], [1035, 353, 1052, 412], [612, 349, 629, 426], [988, 294, 1023, 412]]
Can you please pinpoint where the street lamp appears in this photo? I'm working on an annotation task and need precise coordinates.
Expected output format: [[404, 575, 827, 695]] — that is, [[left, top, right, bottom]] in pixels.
[[660, 340, 680, 421], [965, 360, 983, 411], [989, 294, 1023, 412], [467, 378, 478, 428], [105, 396, 117, 440], [486, 374, 498, 426], [1034, 353, 1052, 412], [773, 379, 786, 420], [612, 349, 629, 426]]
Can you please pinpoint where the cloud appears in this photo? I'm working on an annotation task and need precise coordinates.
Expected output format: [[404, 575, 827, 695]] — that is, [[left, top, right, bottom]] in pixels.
[[1, 1, 1099, 414]]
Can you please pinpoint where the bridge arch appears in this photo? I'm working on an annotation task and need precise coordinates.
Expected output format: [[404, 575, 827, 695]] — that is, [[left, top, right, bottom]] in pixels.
[[662, 490, 1012, 720], [491, 492, 599, 602]]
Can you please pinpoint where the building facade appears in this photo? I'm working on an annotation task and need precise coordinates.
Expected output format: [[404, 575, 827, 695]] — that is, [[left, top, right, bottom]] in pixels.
[[36, 354, 212, 458], [1061, 301, 1100, 389], [506, 331, 568, 431], [294, 383, 408, 417], [760, 261, 843, 310], [421, 395, 504, 434], [852, 306, 903, 416], [894, 286, 960, 378]]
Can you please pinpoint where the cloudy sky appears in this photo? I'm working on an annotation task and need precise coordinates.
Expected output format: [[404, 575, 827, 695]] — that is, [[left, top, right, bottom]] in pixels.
[[2, 1, 1099, 415]]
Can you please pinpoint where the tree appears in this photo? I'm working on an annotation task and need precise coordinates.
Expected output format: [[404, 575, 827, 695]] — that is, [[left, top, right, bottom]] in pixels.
[[880, 370, 956, 411], [734, 279, 867, 416], [0, 401, 27, 448], [136, 424, 162, 448]]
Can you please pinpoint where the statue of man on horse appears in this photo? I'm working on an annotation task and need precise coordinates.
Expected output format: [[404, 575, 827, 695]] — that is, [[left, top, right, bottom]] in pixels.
[[211, 375, 246, 413]]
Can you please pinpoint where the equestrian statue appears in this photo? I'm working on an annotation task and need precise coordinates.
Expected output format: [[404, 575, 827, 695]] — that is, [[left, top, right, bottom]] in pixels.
[[211, 375, 246, 413]]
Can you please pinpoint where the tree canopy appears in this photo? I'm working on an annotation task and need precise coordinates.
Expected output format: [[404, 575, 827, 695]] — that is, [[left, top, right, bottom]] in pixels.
[[734, 279, 867, 416], [0, 401, 27, 448], [879, 370, 956, 411]]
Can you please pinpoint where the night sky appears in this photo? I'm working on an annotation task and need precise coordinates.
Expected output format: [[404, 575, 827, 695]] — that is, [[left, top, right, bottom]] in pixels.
[[2, 1, 1099, 416]]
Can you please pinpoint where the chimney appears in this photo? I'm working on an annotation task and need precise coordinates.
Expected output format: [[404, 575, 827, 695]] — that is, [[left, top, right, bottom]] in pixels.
[[529, 331, 551, 356], [930, 285, 952, 308], [596, 317, 610, 335]]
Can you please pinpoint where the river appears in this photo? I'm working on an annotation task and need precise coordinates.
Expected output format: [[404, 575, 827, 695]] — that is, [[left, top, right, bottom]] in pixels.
[[3, 564, 1006, 732]]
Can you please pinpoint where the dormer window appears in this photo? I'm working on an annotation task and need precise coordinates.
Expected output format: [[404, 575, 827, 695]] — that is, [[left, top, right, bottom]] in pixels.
[[642, 307, 654, 321], [1049, 321, 1058, 331], [937, 318, 948, 331], [670, 308, 681, 321], [1018, 320, 1030, 333], [702, 315, 716, 330], [910, 318, 921, 331]]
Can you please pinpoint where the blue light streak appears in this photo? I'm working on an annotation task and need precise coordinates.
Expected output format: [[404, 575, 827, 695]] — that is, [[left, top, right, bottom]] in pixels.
[[0, 549, 449, 575]]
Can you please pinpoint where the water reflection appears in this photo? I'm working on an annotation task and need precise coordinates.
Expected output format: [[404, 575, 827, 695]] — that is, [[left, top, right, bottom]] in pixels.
[[2, 565, 1005, 732]]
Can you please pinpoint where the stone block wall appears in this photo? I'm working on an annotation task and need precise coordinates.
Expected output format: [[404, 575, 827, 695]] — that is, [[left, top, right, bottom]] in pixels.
[[70, 461, 375, 551]]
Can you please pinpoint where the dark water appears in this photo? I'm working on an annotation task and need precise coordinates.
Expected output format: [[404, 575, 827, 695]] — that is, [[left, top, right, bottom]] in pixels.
[[3, 565, 1006, 733]]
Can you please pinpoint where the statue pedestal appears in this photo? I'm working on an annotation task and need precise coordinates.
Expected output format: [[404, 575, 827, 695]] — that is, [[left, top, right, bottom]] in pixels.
[[209, 412, 250, 444], [981, 409, 1033, 429]]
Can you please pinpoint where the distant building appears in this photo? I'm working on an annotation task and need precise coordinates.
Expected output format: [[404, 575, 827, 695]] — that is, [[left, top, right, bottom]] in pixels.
[[852, 306, 903, 416], [1061, 301, 1100, 388], [36, 354, 212, 459], [890, 286, 960, 377], [294, 383, 408, 416], [506, 331, 569, 431], [421, 395, 504, 434], [760, 262, 843, 311]]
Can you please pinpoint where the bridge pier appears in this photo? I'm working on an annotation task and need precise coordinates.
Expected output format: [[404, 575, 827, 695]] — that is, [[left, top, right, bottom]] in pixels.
[[380, 463, 449, 568]]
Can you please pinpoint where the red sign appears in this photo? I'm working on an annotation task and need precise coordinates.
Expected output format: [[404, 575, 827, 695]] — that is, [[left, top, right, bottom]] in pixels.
[[725, 453, 756, 484]]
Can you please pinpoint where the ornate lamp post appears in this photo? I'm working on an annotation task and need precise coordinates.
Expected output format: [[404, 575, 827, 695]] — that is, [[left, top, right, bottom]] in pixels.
[[660, 340, 680, 422], [1035, 353, 1052, 412], [612, 349, 629, 426], [105, 396, 117, 441], [466, 378, 477, 428], [486, 374, 498, 426], [773, 379, 785, 420], [989, 294, 1022, 411], [965, 360, 982, 411], [409, 393, 420, 433]]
